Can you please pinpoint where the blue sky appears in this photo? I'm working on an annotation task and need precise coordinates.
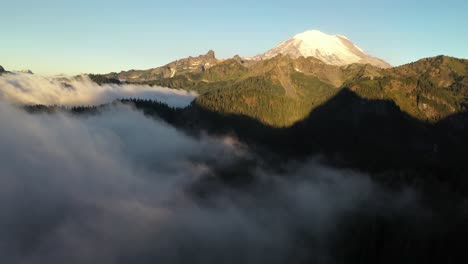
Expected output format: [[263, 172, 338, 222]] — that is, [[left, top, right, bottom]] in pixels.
[[1, 0, 467, 75]]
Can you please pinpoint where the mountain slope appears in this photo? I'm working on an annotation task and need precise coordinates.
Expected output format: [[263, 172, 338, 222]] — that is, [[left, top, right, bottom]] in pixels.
[[348, 56, 468, 121], [252, 30, 391, 68], [164, 55, 385, 126], [89, 54, 383, 126], [159, 55, 467, 126], [104, 50, 219, 82], [89, 40, 466, 127]]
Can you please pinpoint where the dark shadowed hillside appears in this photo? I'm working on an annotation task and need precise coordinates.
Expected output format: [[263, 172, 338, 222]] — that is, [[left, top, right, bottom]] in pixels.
[[82, 55, 468, 192], [27, 84, 468, 195]]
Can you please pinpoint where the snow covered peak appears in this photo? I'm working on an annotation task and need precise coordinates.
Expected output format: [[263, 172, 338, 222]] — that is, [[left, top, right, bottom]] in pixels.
[[293, 30, 331, 41], [253, 30, 391, 68], [294, 30, 362, 52]]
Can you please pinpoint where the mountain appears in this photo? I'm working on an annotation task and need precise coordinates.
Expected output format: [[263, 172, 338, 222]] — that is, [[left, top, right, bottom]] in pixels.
[[18, 69, 33, 74], [92, 53, 467, 126], [348, 56, 468, 121], [251, 30, 391, 68], [89, 30, 466, 127], [96, 30, 390, 85], [104, 50, 219, 82], [0, 66, 33, 75], [146, 55, 466, 126], [113, 54, 386, 126]]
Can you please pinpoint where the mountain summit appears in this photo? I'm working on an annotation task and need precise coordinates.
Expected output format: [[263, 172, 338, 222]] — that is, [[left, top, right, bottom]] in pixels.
[[252, 30, 391, 68]]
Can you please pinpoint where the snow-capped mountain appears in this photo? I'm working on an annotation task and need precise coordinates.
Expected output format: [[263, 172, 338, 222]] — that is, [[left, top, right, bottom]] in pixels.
[[252, 30, 391, 68]]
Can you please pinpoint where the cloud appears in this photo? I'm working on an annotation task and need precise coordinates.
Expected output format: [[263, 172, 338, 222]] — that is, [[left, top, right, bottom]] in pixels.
[[0, 73, 197, 107], [0, 102, 244, 263], [0, 98, 433, 264]]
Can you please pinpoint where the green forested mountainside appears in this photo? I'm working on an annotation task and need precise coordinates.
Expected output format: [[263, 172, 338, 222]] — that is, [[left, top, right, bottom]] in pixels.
[[195, 74, 336, 127], [193, 55, 467, 126], [91, 54, 385, 126], [91, 54, 468, 127], [348, 56, 468, 122]]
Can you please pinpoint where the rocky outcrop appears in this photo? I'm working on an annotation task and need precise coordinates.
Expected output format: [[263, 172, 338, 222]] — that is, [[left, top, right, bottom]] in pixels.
[[106, 50, 220, 82], [19, 69, 33, 74]]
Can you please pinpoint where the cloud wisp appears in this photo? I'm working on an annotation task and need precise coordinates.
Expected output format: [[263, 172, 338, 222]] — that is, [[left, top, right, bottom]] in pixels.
[[0, 73, 197, 107]]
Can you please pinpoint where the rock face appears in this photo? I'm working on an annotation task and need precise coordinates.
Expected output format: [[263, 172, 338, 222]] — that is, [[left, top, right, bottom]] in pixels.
[[0, 66, 5, 73], [107, 50, 219, 82], [252, 30, 392, 68], [19, 70, 33, 74]]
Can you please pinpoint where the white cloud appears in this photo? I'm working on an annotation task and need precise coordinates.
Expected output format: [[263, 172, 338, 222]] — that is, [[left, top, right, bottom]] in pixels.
[[0, 73, 197, 107], [0, 100, 426, 263]]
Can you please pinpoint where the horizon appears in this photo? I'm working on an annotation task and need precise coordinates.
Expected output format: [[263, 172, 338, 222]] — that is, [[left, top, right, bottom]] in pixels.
[[1, 0, 467, 75]]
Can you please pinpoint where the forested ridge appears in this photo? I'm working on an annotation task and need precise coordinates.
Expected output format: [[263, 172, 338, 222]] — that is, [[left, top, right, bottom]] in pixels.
[[91, 55, 468, 127]]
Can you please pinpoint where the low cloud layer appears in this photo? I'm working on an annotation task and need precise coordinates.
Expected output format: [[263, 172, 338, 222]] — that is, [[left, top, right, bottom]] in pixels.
[[0, 102, 244, 263], [0, 98, 429, 263], [0, 73, 197, 107]]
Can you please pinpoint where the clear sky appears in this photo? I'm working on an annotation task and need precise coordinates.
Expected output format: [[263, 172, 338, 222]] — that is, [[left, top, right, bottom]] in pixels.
[[1, 0, 467, 75]]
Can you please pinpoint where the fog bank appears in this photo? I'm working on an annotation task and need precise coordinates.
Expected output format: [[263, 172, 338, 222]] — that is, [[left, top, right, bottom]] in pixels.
[[0, 99, 429, 263], [0, 73, 197, 107]]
